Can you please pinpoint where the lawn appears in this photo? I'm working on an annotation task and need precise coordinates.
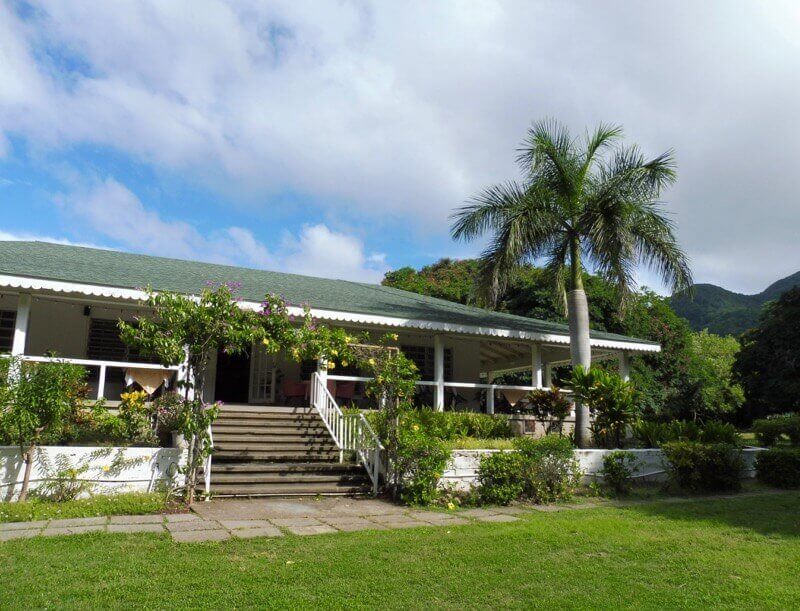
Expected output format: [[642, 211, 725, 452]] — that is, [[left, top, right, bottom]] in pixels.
[[1, 492, 799, 609], [0, 493, 173, 523]]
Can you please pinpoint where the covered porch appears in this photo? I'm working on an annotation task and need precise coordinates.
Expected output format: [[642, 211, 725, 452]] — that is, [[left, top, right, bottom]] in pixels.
[[2, 288, 636, 413]]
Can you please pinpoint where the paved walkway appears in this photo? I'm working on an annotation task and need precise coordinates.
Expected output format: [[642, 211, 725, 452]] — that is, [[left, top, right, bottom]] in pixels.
[[3, 490, 791, 543], [0, 497, 540, 543]]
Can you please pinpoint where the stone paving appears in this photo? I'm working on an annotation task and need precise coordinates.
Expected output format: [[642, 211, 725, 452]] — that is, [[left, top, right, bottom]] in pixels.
[[0, 496, 546, 543], [1, 489, 794, 544]]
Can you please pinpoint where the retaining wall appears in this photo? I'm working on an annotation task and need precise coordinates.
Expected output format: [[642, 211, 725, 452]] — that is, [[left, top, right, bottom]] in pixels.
[[440, 447, 764, 492], [0, 446, 185, 502]]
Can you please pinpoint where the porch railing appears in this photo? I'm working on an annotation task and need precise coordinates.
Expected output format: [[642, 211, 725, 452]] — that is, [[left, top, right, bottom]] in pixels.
[[309, 373, 383, 494], [18, 355, 180, 400], [326, 374, 571, 414]]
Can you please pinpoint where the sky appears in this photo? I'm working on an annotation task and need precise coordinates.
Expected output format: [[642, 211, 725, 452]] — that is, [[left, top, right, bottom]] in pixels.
[[1, 1, 799, 293]]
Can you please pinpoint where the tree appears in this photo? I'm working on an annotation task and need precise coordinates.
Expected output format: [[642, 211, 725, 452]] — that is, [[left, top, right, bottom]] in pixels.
[[678, 330, 744, 422], [0, 358, 88, 501], [120, 283, 265, 504], [734, 287, 800, 423], [451, 119, 692, 446]]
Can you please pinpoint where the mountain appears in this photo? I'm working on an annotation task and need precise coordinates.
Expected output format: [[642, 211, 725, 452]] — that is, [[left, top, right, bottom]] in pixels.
[[671, 271, 800, 336]]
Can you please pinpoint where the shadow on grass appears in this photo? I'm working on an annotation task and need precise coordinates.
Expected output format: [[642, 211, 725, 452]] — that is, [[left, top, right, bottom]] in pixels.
[[620, 491, 800, 539]]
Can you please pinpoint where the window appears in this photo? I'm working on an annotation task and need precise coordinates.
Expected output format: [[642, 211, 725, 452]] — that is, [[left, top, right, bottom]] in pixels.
[[401, 345, 453, 381], [86, 318, 157, 363], [0, 310, 16, 353]]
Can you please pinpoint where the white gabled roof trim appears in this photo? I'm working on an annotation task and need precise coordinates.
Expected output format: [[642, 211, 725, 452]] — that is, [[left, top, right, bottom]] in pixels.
[[0, 274, 660, 354]]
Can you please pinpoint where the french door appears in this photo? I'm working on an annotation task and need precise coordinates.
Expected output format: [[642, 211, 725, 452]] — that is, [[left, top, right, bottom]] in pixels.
[[248, 343, 276, 403]]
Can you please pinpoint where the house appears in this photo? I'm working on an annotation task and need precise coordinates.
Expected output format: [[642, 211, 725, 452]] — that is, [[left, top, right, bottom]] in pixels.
[[0, 241, 658, 409], [0, 241, 659, 495]]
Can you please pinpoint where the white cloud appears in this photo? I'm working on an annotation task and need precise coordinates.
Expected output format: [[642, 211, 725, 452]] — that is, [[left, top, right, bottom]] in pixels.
[[280, 224, 387, 284], [56, 178, 387, 283], [1, 2, 800, 291]]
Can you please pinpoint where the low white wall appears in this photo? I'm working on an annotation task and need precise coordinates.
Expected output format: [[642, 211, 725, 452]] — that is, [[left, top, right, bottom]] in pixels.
[[0, 446, 185, 502], [440, 447, 764, 492]]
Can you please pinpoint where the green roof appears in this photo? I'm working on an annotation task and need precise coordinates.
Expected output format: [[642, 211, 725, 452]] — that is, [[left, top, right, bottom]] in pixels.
[[0, 241, 656, 347]]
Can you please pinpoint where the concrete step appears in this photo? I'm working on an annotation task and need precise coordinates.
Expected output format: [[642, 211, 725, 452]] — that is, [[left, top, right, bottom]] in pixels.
[[213, 450, 340, 462], [218, 405, 315, 415], [213, 433, 330, 444], [215, 412, 322, 423], [208, 482, 370, 496], [212, 424, 328, 436], [209, 472, 368, 484], [208, 462, 362, 474]]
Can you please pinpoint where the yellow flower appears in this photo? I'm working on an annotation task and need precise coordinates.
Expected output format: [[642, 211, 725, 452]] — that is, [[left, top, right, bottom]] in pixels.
[[389, 333, 399, 341], [412, 424, 420, 432], [341, 361, 348, 367], [447, 502, 456, 510], [368, 358, 376, 366], [327, 362, 335, 370], [101, 465, 110, 473]]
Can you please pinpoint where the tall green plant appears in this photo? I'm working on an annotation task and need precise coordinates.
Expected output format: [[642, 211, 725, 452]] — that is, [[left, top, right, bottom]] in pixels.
[[451, 119, 692, 446], [0, 357, 88, 501], [571, 366, 638, 448]]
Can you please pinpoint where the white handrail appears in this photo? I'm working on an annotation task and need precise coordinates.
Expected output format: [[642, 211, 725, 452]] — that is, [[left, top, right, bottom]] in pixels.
[[310, 373, 384, 494]]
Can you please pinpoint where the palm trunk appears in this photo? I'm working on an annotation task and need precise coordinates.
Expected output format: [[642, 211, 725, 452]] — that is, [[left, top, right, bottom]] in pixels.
[[567, 238, 592, 448]]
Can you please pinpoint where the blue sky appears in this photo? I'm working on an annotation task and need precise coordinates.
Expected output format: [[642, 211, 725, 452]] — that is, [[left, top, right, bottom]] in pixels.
[[2, 1, 800, 292]]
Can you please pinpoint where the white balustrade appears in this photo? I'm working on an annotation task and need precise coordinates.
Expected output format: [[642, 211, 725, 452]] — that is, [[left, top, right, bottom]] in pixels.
[[310, 373, 383, 494]]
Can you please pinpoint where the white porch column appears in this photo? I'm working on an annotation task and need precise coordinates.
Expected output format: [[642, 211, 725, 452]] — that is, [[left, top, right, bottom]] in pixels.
[[531, 343, 543, 389], [543, 362, 553, 388], [486, 371, 495, 415], [433, 334, 444, 412], [11, 293, 31, 356], [618, 351, 630, 382]]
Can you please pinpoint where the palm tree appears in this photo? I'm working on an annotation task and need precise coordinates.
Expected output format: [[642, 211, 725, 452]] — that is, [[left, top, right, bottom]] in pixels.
[[450, 119, 692, 447]]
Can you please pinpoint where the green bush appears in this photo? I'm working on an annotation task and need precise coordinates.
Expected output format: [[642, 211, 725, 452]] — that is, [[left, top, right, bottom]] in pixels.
[[662, 441, 743, 492], [756, 448, 800, 488], [476, 451, 524, 505], [368, 409, 512, 443], [477, 435, 579, 505], [632, 419, 740, 447], [571, 366, 638, 448], [600, 451, 639, 495], [698, 421, 740, 445], [394, 420, 450, 505], [752, 415, 800, 447]]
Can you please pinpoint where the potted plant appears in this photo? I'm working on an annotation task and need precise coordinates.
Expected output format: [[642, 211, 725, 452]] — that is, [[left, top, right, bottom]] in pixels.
[[154, 392, 187, 448]]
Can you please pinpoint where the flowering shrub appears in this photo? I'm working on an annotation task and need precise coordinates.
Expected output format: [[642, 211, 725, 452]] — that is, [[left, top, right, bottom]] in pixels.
[[394, 420, 450, 505], [118, 390, 157, 445], [153, 392, 185, 432]]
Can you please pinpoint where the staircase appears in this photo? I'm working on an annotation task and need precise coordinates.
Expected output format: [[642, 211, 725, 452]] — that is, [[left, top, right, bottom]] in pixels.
[[206, 405, 372, 497]]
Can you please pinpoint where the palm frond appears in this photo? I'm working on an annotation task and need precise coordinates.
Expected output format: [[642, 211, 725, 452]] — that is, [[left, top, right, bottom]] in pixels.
[[450, 181, 528, 242]]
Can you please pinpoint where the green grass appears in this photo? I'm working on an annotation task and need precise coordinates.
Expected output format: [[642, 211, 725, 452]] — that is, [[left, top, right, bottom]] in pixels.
[[1, 492, 799, 609], [0, 493, 172, 523]]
